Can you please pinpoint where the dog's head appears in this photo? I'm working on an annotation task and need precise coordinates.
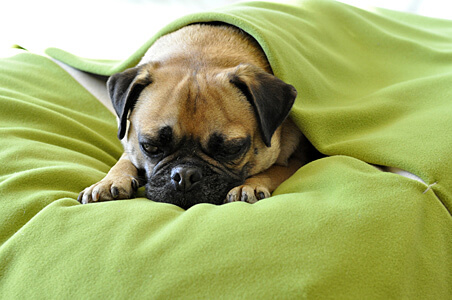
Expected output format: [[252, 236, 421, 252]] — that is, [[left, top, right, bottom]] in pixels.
[[107, 62, 296, 209]]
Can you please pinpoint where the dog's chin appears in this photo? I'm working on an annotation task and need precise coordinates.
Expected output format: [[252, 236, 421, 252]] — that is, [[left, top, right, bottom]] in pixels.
[[144, 164, 244, 210]]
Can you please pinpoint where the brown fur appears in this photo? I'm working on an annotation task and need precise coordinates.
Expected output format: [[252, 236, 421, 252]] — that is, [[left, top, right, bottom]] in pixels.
[[78, 24, 314, 209]]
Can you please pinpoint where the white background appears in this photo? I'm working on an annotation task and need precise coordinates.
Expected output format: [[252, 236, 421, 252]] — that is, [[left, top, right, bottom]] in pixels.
[[1, 0, 451, 58]]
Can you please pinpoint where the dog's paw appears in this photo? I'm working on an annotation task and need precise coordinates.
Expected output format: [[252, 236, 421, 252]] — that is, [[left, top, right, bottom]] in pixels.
[[225, 184, 271, 204], [78, 176, 139, 204]]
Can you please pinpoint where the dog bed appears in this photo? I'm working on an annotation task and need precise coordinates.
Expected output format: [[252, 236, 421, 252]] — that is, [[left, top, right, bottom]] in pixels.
[[1, 0, 451, 298]]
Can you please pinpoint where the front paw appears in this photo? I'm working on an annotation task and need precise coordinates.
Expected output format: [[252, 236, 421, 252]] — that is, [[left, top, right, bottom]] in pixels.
[[225, 184, 271, 204], [78, 176, 139, 204]]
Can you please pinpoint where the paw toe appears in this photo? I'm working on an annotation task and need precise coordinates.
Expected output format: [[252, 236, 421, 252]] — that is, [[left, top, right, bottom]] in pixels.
[[225, 184, 270, 204]]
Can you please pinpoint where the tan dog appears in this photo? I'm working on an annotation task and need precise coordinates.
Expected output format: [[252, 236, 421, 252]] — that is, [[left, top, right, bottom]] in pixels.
[[78, 23, 317, 209]]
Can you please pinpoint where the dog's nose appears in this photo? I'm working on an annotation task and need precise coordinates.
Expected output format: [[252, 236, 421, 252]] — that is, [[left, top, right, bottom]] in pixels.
[[170, 166, 202, 192]]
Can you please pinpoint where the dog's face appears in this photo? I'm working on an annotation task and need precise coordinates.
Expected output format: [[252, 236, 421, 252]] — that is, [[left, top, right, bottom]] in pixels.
[[107, 62, 296, 209]]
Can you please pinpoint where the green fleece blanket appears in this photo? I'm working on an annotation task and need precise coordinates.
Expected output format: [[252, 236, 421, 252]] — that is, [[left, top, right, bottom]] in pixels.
[[1, 0, 451, 298]]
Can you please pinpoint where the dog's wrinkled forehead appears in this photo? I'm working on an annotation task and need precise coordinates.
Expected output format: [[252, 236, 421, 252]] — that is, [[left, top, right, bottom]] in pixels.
[[109, 61, 297, 147], [132, 67, 256, 145]]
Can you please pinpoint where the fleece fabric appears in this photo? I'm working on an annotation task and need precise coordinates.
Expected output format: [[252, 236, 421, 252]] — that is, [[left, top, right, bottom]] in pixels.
[[1, 0, 451, 298]]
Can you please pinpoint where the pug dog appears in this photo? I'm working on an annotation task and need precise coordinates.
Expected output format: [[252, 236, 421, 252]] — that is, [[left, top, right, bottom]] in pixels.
[[78, 23, 317, 209]]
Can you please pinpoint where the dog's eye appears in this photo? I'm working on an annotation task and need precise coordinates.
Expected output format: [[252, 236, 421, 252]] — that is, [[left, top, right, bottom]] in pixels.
[[223, 144, 243, 156], [141, 143, 162, 156], [218, 138, 250, 160], [207, 134, 251, 161]]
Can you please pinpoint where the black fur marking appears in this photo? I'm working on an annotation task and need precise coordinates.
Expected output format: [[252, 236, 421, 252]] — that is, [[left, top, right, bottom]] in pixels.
[[206, 133, 224, 155], [206, 133, 250, 162], [145, 159, 245, 209], [107, 66, 152, 140], [158, 126, 173, 146], [141, 133, 249, 209], [229, 64, 297, 147]]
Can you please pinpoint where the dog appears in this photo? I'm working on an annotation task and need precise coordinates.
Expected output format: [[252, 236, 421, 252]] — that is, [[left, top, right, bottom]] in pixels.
[[78, 23, 318, 209]]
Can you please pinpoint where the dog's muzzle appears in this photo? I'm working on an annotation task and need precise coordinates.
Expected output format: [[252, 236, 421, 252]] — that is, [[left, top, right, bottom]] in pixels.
[[145, 159, 244, 209]]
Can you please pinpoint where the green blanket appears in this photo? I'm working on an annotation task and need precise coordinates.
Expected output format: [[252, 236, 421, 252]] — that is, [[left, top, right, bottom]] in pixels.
[[1, 0, 451, 298]]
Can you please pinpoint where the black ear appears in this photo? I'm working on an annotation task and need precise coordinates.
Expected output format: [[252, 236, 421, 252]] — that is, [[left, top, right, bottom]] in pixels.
[[229, 64, 297, 147], [107, 66, 151, 140]]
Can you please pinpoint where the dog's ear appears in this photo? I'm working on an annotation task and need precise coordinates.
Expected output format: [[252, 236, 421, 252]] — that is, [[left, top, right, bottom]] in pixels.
[[107, 66, 151, 140], [228, 64, 297, 147]]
